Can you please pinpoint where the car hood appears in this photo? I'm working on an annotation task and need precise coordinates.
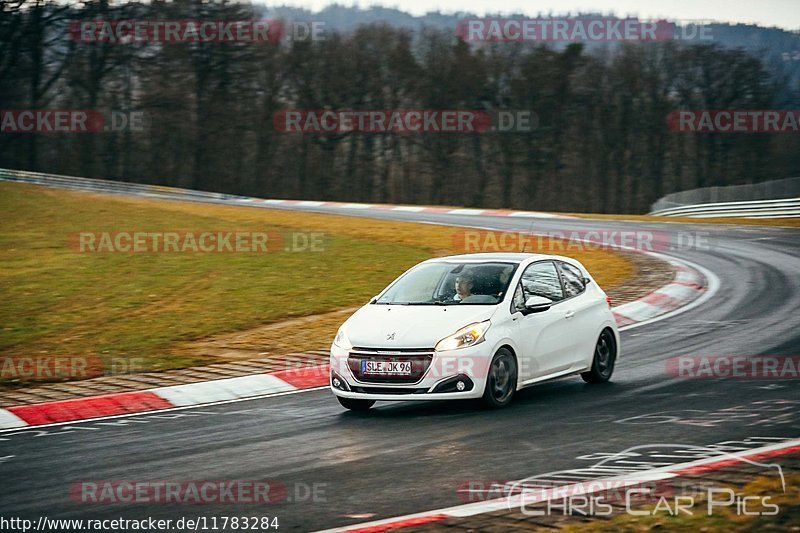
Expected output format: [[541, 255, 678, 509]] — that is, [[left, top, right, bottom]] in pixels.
[[342, 304, 498, 349]]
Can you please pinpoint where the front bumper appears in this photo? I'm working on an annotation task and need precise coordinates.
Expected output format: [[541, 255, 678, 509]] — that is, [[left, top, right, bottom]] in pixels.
[[329, 343, 492, 401]]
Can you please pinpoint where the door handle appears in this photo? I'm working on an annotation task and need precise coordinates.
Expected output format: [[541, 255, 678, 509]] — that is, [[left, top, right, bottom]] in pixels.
[[564, 310, 575, 319]]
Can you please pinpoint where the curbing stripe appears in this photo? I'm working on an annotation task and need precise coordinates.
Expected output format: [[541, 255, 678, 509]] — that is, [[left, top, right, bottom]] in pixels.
[[391, 206, 426, 212], [612, 300, 672, 322], [447, 208, 485, 215], [6, 391, 172, 425], [152, 375, 295, 407], [271, 365, 330, 389], [612, 260, 706, 323], [344, 515, 450, 533], [0, 408, 27, 429], [654, 283, 704, 302], [611, 312, 637, 327]]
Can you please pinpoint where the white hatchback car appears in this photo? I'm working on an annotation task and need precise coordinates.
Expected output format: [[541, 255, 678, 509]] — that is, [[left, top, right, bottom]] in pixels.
[[330, 253, 620, 410]]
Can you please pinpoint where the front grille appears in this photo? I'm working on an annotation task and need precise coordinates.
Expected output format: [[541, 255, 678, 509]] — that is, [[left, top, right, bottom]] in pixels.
[[351, 386, 429, 395], [348, 347, 434, 384]]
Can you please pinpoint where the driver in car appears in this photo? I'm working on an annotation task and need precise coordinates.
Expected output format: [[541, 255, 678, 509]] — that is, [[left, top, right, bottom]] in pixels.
[[454, 273, 475, 302]]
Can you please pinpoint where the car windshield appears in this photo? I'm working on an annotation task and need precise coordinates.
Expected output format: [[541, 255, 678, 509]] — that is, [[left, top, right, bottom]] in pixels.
[[375, 261, 518, 305]]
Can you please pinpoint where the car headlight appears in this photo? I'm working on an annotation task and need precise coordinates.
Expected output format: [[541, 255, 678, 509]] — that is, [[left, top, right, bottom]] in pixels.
[[435, 321, 490, 352], [333, 327, 352, 350]]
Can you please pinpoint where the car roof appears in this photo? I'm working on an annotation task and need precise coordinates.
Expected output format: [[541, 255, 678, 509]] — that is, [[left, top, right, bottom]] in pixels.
[[427, 252, 579, 265]]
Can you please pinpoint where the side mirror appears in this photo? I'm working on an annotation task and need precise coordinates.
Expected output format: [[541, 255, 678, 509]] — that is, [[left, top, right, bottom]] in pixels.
[[583, 277, 591, 285], [524, 295, 553, 314], [369, 295, 380, 304]]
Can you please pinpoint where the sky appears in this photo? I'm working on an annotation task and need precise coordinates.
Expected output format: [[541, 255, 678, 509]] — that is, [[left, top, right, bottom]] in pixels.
[[272, 0, 800, 30]]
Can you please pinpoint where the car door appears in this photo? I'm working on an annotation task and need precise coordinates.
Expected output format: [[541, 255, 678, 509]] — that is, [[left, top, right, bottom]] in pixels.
[[555, 260, 599, 367], [511, 260, 573, 382]]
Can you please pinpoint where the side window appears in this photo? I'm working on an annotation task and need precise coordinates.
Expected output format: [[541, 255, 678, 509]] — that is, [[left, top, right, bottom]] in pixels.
[[519, 261, 564, 302], [558, 261, 586, 298]]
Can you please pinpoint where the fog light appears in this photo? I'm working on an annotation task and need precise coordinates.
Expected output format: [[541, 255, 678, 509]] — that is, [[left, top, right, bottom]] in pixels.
[[331, 371, 351, 391], [431, 374, 473, 393]]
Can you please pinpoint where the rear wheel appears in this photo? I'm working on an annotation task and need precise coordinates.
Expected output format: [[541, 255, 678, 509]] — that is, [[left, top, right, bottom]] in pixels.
[[482, 348, 517, 409], [337, 396, 375, 411], [581, 329, 616, 383]]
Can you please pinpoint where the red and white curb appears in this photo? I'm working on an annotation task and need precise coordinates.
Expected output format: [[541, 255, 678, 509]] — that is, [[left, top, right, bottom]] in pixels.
[[244, 197, 575, 219], [0, 260, 711, 430], [318, 438, 800, 533], [0, 365, 329, 430], [612, 258, 708, 327]]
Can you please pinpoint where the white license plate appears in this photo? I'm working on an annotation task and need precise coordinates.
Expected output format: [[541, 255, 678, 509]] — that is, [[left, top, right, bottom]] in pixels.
[[362, 361, 412, 375]]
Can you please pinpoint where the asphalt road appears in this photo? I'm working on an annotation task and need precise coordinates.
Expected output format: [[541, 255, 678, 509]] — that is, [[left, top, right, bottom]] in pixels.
[[1, 207, 799, 531]]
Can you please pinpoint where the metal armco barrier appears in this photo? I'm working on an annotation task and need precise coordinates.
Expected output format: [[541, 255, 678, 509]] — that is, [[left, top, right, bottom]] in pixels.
[[650, 176, 800, 218], [0, 168, 250, 204], [650, 198, 800, 218]]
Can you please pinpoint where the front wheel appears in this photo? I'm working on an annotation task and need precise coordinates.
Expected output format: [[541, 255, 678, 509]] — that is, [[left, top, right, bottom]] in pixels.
[[482, 348, 517, 409], [581, 329, 617, 383], [337, 396, 376, 411]]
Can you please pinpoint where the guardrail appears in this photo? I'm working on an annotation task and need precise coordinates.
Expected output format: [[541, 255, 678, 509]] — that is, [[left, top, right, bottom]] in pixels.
[[0, 168, 250, 204], [650, 198, 800, 218], [650, 177, 800, 213]]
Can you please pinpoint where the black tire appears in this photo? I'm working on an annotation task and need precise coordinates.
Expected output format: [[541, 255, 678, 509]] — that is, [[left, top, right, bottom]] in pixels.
[[581, 329, 617, 383], [337, 396, 375, 411], [482, 348, 518, 409]]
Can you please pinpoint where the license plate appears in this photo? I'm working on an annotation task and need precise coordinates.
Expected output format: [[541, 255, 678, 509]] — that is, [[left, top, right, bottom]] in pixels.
[[361, 360, 412, 375]]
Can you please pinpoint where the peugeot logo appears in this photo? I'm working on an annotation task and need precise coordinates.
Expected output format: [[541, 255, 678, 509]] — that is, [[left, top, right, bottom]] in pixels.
[[386, 332, 396, 340]]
